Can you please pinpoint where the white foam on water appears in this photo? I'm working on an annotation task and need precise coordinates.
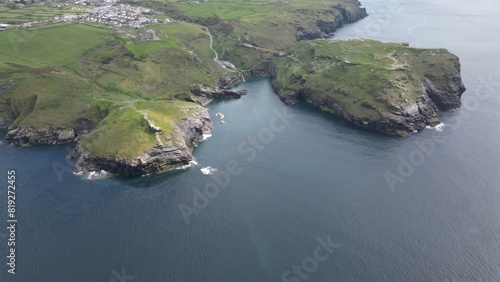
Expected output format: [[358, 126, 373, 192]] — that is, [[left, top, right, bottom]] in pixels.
[[175, 163, 192, 170], [201, 166, 218, 175], [426, 123, 446, 132], [173, 159, 200, 171], [76, 170, 110, 180], [203, 134, 212, 141]]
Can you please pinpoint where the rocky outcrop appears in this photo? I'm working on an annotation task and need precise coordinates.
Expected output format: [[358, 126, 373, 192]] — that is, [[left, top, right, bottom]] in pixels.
[[5, 118, 93, 146], [71, 108, 213, 177], [191, 85, 248, 106], [192, 85, 247, 99], [423, 76, 465, 111], [295, 3, 368, 41], [0, 118, 13, 128]]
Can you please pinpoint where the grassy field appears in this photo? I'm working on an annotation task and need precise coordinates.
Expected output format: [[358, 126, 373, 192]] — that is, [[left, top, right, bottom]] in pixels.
[[77, 21, 231, 100], [0, 4, 88, 24], [0, 23, 115, 129], [122, 0, 366, 70], [0, 23, 114, 70], [176, 1, 279, 20]]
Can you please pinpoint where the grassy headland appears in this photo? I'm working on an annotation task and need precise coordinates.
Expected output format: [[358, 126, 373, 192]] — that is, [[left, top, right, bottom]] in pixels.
[[272, 39, 465, 135]]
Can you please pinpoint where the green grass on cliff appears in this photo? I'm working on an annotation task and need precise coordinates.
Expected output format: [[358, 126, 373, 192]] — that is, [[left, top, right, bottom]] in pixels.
[[79, 107, 158, 160], [272, 39, 460, 121], [79, 101, 202, 160]]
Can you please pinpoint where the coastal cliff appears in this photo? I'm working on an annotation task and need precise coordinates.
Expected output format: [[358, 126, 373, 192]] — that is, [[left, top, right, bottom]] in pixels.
[[5, 118, 93, 146], [295, 1, 368, 41], [271, 39, 465, 136], [70, 102, 213, 177]]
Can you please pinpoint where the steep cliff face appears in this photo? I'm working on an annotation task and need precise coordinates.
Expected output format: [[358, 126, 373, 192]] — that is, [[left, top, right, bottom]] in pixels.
[[271, 39, 465, 136], [302, 88, 443, 136], [71, 106, 213, 177], [191, 85, 248, 106], [296, 3, 368, 41], [0, 118, 13, 128], [5, 118, 93, 146]]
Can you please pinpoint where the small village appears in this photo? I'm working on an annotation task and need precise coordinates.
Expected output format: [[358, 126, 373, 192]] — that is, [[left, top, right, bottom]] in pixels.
[[0, 0, 170, 32]]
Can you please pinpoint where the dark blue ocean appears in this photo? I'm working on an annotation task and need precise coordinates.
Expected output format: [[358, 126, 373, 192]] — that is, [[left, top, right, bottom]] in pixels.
[[1, 0, 499, 281]]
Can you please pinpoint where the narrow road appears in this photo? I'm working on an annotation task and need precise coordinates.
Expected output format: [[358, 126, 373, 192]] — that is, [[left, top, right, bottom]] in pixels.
[[202, 26, 224, 67]]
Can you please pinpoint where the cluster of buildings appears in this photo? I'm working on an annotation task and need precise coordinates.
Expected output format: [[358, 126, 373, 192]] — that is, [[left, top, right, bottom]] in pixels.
[[77, 4, 162, 29], [1, 0, 171, 30]]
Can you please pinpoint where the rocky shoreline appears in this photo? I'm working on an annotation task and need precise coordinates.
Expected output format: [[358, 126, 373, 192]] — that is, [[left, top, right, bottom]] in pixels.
[[271, 72, 465, 136], [5, 118, 93, 147], [295, 1, 368, 41], [191, 85, 248, 107]]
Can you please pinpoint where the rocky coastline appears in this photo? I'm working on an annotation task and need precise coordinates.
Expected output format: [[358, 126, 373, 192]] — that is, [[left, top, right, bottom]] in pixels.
[[295, 2, 368, 41], [4, 118, 94, 147], [0, 1, 466, 176]]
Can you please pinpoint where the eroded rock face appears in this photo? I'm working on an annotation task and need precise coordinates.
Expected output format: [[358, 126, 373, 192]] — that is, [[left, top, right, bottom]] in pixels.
[[274, 75, 464, 136], [71, 108, 213, 177], [295, 3, 368, 41], [192, 85, 248, 99], [0, 118, 13, 128], [191, 85, 248, 106], [305, 93, 442, 136], [5, 124, 91, 146], [423, 76, 466, 111]]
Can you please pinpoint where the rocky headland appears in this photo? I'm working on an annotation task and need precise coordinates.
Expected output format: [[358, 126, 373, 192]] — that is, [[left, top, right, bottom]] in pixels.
[[271, 39, 465, 136], [70, 104, 213, 177]]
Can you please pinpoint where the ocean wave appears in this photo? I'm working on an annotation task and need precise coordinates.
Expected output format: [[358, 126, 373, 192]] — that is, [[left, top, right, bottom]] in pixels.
[[201, 166, 218, 175], [74, 170, 110, 180], [426, 123, 446, 132], [203, 134, 212, 141]]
